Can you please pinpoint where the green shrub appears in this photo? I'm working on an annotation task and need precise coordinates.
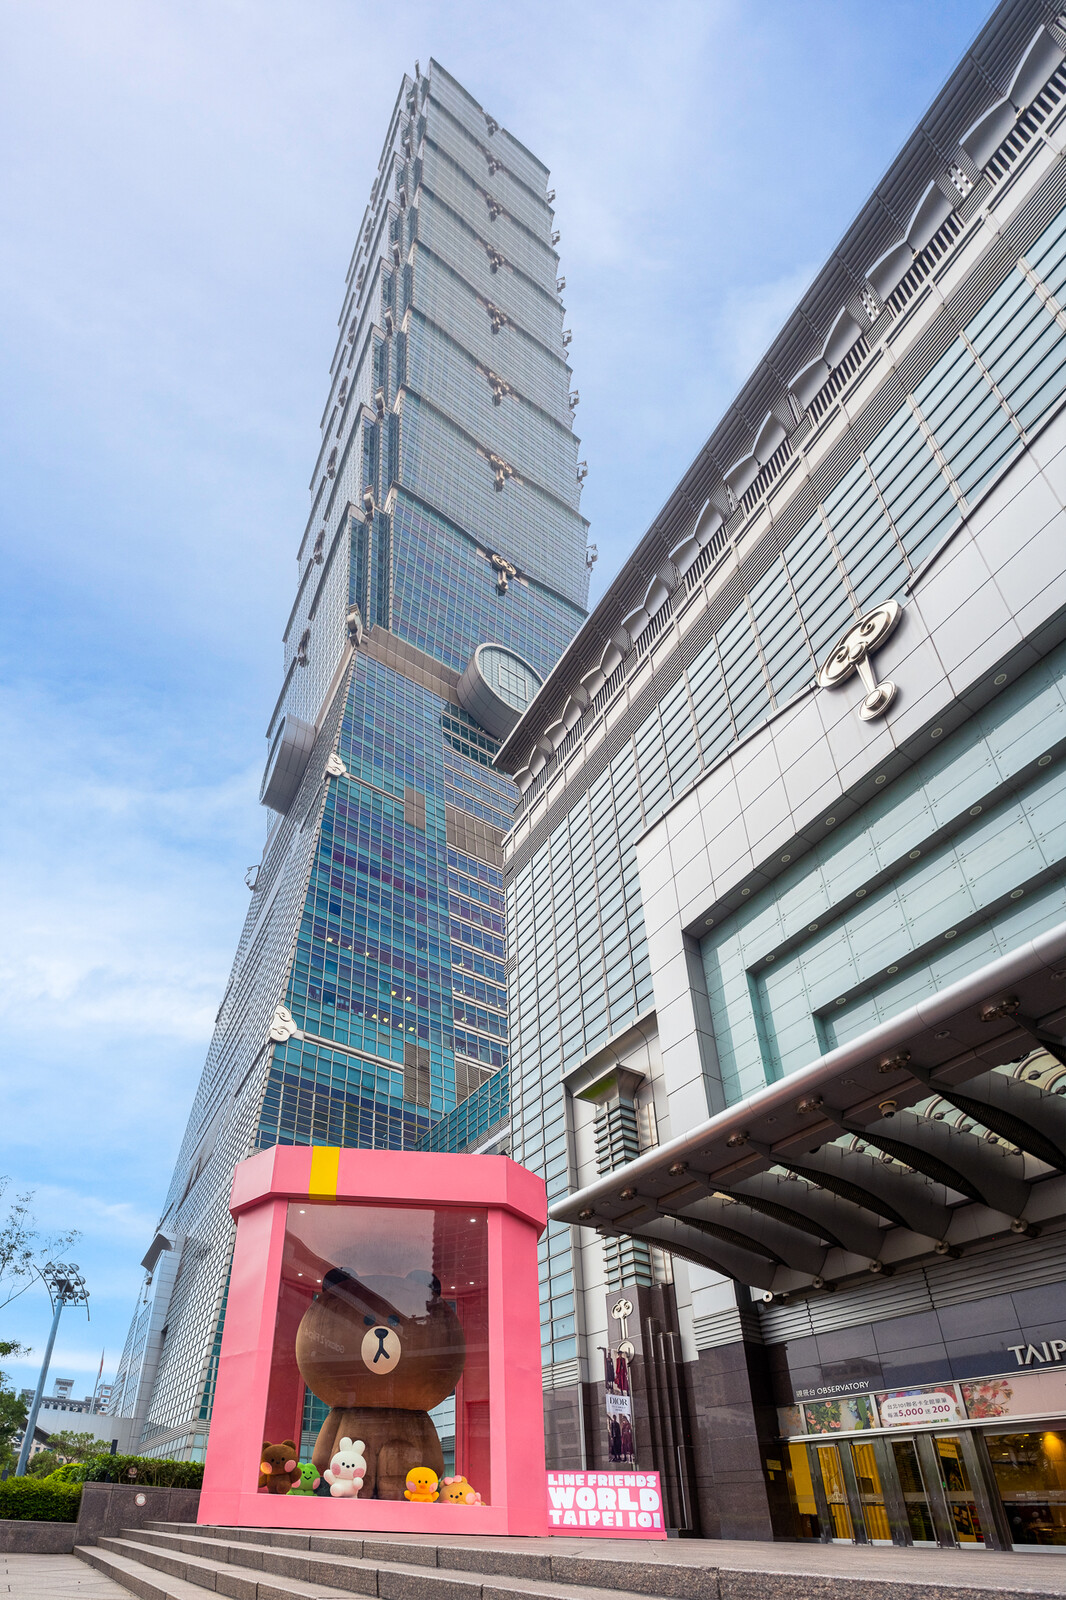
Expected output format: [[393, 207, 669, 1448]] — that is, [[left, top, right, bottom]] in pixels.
[[0, 1477, 82, 1521], [79, 1454, 203, 1489]]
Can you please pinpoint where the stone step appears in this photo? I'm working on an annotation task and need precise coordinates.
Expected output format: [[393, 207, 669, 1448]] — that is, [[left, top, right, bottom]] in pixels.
[[141, 1522, 718, 1600], [106, 1520, 1066, 1600], [79, 1532, 677, 1600]]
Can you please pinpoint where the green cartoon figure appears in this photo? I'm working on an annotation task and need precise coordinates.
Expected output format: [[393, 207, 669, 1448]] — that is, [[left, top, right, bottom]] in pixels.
[[288, 1462, 321, 1495]]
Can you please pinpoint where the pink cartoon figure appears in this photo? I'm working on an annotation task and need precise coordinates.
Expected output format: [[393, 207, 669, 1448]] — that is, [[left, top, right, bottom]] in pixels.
[[323, 1436, 367, 1498]]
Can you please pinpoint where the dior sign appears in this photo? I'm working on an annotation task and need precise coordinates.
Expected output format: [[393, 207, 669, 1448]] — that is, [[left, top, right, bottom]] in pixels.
[[817, 599, 902, 720]]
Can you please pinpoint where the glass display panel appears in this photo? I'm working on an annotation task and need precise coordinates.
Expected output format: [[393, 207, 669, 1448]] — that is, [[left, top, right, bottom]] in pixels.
[[262, 1202, 489, 1503], [849, 1440, 892, 1544], [785, 1441, 821, 1540], [933, 1437, 984, 1546], [986, 1430, 1066, 1546], [815, 1444, 855, 1542], [891, 1438, 937, 1546]]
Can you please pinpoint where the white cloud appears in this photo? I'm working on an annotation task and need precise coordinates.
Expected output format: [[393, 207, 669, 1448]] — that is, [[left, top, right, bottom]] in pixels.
[[714, 265, 818, 382], [0, 683, 259, 1046], [25, 1187, 157, 1245], [5, 1347, 113, 1382]]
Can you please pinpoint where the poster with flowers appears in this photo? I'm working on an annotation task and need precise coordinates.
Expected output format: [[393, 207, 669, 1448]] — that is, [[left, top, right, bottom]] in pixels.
[[802, 1395, 878, 1433], [962, 1369, 1066, 1420], [961, 1378, 1014, 1418]]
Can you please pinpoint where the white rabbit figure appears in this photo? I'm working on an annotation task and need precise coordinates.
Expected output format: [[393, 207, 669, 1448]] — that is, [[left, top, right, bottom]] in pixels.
[[323, 1435, 367, 1498]]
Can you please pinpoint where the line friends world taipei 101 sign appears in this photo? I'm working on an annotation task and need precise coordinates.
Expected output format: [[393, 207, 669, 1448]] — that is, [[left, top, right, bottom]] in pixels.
[[546, 1470, 666, 1538]]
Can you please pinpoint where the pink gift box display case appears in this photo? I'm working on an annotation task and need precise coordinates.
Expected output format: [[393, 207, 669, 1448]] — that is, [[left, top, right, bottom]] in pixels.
[[198, 1145, 548, 1534]]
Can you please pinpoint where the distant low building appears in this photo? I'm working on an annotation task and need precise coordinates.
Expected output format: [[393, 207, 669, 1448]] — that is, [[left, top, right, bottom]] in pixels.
[[13, 1378, 135, 1458]]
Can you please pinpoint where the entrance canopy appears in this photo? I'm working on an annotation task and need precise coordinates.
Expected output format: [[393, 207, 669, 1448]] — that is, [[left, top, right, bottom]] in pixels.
[[551, 925, 1066, 1299]]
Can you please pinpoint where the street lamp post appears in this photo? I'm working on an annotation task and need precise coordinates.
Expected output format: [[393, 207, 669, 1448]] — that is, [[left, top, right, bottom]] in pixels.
[[15, 1263, 90, 1477]]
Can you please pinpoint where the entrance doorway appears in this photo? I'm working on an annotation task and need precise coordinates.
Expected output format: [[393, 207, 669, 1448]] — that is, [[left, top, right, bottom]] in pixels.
[[930, 1435, 984, 1547], [985, 1429, 1066, 1547], [786, 1430, 1008, 1548]]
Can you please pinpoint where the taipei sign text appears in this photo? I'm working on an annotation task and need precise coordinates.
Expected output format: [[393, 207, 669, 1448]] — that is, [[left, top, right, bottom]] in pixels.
[[546, 1470, 666, 1538]]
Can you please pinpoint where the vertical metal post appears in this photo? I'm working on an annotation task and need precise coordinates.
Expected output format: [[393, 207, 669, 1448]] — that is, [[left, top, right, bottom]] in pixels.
[[14, 1295, 64, 1477]]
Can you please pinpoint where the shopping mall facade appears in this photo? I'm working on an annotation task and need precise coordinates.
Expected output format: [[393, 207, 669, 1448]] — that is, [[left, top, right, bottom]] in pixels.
[[494, 0, 1066, 1551]]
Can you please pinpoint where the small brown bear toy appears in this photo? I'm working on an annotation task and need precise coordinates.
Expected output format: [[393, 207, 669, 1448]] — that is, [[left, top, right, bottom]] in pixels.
[[259, 1440, 301, 1494], [295, 1267, 465, 1500]]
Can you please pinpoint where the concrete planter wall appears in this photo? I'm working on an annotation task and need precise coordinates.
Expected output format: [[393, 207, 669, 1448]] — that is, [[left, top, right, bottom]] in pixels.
[[0, 1519, 76, 1553], [0, 1481, 200, 1553], [74, 1482, 201, 1544]]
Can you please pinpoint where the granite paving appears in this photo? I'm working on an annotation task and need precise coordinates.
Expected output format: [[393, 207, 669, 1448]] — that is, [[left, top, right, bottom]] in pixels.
[[0, 1551, 134, 1599]]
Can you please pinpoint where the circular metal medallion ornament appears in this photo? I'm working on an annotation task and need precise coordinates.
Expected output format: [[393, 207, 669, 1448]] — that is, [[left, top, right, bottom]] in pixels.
[[817, 600, 902, 721]]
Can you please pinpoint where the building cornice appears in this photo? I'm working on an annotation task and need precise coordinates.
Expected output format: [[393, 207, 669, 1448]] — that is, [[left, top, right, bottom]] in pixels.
[[496, 0, 1065, 784]]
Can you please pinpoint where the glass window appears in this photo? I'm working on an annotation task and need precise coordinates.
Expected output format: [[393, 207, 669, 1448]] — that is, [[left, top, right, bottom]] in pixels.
[[890, 1438, 937, 1546], [785, 1441, 822, 1540], [814, 1443, 855, 1542], [849, 1440, 893, 1544], [986, 1430, 1066, 1547], [264, 1202, 489, 1503], [932, 1436, 984, 1546]]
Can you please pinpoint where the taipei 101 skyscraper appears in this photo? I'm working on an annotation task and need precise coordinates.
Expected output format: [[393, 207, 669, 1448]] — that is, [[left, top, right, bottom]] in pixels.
[[111, 61, 589, 1461]]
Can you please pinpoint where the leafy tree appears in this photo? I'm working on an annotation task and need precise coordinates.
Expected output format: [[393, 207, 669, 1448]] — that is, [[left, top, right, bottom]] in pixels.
[[26, 1447, 63, 1477], [0, 1340, 28, 1473], [38, 1429, 101, 1462], [0, 1179, 79, 1312]]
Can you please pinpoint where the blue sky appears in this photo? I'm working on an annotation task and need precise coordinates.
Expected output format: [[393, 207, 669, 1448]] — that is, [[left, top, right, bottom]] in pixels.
[[0, 0, 993, 1397]]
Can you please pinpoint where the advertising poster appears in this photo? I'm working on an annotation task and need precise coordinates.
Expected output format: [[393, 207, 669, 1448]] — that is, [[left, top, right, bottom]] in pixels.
[[802, 1394, 879, 1434], [604, 1348, 635, 1466], [873, 1385, 964, 1428], [962, 1369, 1066, 1420]]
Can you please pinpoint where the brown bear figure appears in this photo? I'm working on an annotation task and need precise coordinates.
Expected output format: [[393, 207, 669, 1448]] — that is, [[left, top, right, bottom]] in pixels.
[[259, 1440, 300, 1494], [295, 1266, 464, 1500]]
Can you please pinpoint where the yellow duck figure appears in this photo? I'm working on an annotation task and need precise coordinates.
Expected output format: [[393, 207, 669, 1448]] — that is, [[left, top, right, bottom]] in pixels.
[[404, 1467, 439, 1502]]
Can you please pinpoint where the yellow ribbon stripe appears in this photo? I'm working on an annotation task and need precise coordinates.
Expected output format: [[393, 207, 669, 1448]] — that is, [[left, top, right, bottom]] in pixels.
[[308, 1146, 340, 1197]]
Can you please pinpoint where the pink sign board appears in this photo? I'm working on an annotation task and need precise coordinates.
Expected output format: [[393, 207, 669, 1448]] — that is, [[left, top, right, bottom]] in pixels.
[[546, 1470, 667, 1538]]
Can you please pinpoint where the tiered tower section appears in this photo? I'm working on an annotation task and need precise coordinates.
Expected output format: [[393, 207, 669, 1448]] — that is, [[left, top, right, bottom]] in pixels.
[[110, 60, 589, 1461]]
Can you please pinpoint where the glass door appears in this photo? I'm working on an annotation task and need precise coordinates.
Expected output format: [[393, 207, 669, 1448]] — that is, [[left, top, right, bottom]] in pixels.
[[785, 1441, 822, 1540], [931, 1436, 985, 1546], [890, 1437, 938, 1546], [849, 1440, 893, 1544], [815, 1443, 856, 1542], [985, 1429, 1066, 1547]]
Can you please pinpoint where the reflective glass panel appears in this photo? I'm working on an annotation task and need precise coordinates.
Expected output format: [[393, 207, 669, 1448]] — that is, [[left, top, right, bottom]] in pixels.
[[850, 1440, 892, 1543], [891, 1438, 937, 1545], [986, 1430, 1066, 1546], [816, 1443, 855, 1541], [785, 1441, 821, 1540], [263, 1202, 489, 1504], [934, 1436, 984, 1546]]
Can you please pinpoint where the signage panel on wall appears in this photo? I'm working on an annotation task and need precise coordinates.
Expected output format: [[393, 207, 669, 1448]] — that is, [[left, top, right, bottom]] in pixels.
[[961, 1369, 1066, 1419], [802, 1394, 878, 1434], [546, 1470, 666, 1538], [603, 1348, 635, 1465], [875, 1388, 963, 1428]]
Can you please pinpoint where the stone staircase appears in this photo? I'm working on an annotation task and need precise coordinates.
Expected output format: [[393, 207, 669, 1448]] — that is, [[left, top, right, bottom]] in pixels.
[[75, 1522, 716, 1600], [74, 1519, 1066, 1600]]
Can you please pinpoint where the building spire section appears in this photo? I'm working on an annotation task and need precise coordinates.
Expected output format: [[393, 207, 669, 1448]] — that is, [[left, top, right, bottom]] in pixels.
[[113, 57, 590, 1465]]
